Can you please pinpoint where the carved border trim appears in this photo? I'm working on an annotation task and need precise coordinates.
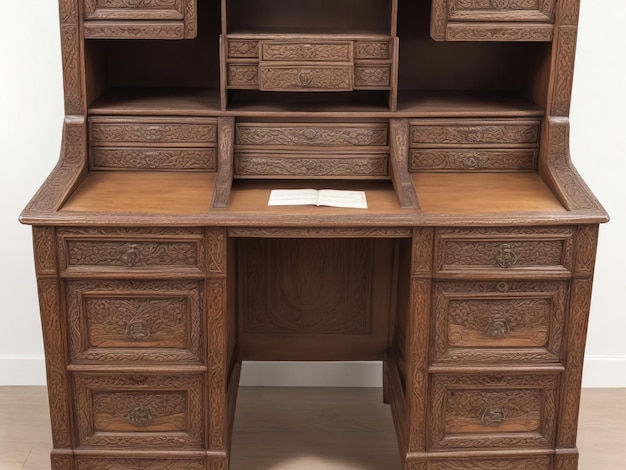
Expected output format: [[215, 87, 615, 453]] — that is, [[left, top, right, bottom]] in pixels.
[[211, 118, 234, 208], [228, 227, 412, 238], [59, 0, 84, 114], [390, 119, 420, 209]]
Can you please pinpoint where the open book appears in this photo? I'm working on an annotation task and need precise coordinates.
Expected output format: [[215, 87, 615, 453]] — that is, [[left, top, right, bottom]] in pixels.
[[268, 189, 368, 209]]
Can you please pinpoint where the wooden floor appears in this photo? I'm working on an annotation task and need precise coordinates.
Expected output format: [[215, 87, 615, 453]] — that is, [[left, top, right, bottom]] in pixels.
[[1, 387, 624, 469]]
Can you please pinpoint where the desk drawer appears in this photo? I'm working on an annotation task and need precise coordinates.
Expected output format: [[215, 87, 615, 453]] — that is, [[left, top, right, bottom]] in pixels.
[[67, 280, 203, 364], [74, 372, 204, 448], [236, 122, 388, 146], [260, 41, 353, 62], [90, 117, 217, 146], [84, 0, 185, 21], [446, 0, 556, 23], [355, 41, 392, 60], [429, 373, 558, 450], [82, 0, 197, 39], [434, 227, 575, 277], [259, 64, 354, 92], [409, 148, 537, 171], [433, 280, 567, 364], [58, 228, 205, 277], [90, 147, 217, 170], [234, 151, 389, 179], [410, 120, 540, 146], [354, 64, 392, 89], [75, 458, 206, 470]]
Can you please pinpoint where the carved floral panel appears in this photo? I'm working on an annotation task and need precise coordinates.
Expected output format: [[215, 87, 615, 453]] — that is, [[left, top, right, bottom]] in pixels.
[[260, 41, 353, 62], [85, 0, 185, 20], [411, 122, 540, 145], [235, 154, 388, 177], [410, 149, 537, 171], [236, 124, 388, 146], [91, 148, 217, 170], [90, 119, 217, 144]]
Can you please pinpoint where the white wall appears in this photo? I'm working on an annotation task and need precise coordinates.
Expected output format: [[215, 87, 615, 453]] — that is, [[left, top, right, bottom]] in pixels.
[[0, 1, 624, 387]]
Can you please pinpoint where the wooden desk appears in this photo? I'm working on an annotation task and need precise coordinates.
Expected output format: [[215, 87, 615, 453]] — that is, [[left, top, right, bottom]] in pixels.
[[21, 1, 607, 469]]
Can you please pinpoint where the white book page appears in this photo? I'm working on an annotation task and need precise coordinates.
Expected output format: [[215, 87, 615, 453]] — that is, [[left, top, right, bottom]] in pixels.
[[268, 189, 368, 209], [318, 189, 368, 209]]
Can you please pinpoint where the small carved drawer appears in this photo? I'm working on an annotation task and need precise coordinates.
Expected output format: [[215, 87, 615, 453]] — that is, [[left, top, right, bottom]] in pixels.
[[83, 0, 197, 39], [428, 372, 559, 450], [410, 119, 541, 145], [259, 41, 354, 62], [57, 227, 205, 277], [434, 226, 575, 278], [66, 279, 203, 364], [73, 372, 204, 448], [234, 150, 389, 179], [432, 280, 567, 364], [89, 117, 217, 171], [431, 0, 556, 41], [259, 64, 354, 92], [82, 0, 198, 39]]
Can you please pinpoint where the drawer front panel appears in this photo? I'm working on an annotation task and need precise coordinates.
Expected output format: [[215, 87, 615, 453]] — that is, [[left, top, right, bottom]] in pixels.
[[260, 41, 353, 62], [428, 456, 551, 470], [434, 227, 575, 276], [234, 152, 389, 178], [409, 148, 537, 171], [90, 118, 217, 146], [91, 147, 217, 170], [74, 373, 204, 448], [75, 458, 206, 470], [433, 280, 567, 363], [410, 120, 540, 145], [447, 0, 556, 22], [227, 63, 260, 88], [354, 41, 391, 60], [354, 65, 392, 89], [67, 280, 203, 364], [84, 0, 185, 20], [236, 123, 389, 146], [259, 64, 354, 91], [58, 228, 205, 276], [430, 373, 558, 449], [228, 40, 260, 58]]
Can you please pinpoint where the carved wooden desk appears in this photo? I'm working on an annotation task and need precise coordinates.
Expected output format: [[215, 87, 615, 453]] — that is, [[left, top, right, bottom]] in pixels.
[[21, 1, 607, 469]]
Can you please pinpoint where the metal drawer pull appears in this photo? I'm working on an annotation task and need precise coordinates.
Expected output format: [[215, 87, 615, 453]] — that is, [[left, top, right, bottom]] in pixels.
[[127, 406, 153, 426], [496, 244, 518, 268], [481, 406, 506, 425]]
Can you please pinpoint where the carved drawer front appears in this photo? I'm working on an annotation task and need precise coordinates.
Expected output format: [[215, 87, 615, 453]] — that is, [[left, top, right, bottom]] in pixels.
[[434, 227, 575, 278], [84, 0, 185, 20], [427, 456, 551, 470], [89, 117, 217, 146], [234, 151, 389, 179], [260, 41, 353, 62], [58, 227, 205, 277], [429, 373, 558, 450], [431, 0, 555, 41], [73, 373, 204, 448], [259, 64, 354, 92], [67, 280, 203, 364], [410, 148, 537, 171], [228, 39, 260, 59], [82, 0, 197, 39], [235, 122, 389, 147], [410, 119, 541, 146], [75, 457, 207, 470], [446, 0, 556, 23], [354, 41, 392, 60], [433, 280, 567, 364], [91, 147, 217, 170], [354, 64, 392, 89]]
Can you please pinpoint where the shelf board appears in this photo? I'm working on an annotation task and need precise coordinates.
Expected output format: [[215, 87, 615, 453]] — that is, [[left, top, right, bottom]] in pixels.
[[88, 88, 544, 118], [227, 30, 393, 39], [89, 88, 221, 116]]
